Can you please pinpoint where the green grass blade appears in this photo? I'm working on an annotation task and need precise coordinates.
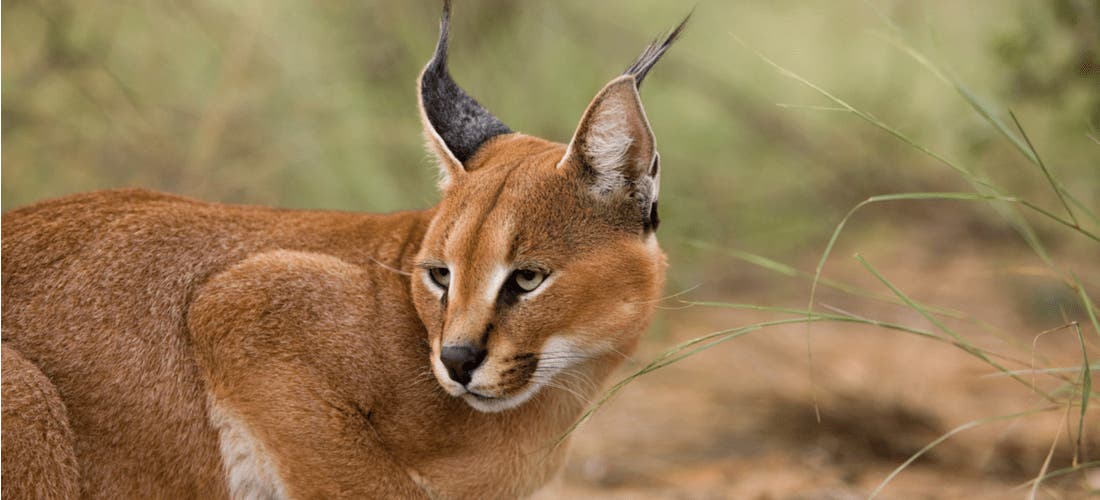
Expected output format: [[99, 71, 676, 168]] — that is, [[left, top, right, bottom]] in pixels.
[[689, 242, 1068, 367], [1067, 194, 1100, 227], [855, 254, 1058, 402], [1009, 111, 1078, 227], [1029, 410, 1063, 500], [683, 300, 1069, 388], [688, 240, 965, 318], [1015, 460, 1100, 489], [684, 301, 951, 340], [687, 243, 799, 278], [1072, 323, 1092, 466], [874, 29, 1033, 162], [734, 36, 1065, 263], [733, 36, 995, 191], [1075, 274, 1100, 342], [551, 317, 827, 451], [808, 194, 1098, 333], [868, 29, 1099, 227], [985, 365, 1100, 377], [869, 406, 1059, 499], [811, 193, 1016, 333]]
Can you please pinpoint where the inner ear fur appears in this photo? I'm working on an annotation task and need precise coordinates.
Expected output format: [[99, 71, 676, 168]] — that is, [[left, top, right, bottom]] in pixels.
[[559, 76, 656, 197]]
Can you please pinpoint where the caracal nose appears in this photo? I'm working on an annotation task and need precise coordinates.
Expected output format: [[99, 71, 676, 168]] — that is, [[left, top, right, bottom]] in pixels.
[[440, 344, 487, 386]]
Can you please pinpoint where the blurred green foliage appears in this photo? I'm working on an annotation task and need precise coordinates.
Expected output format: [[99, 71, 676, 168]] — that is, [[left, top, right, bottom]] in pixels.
[[3, 0, 1097, 286]]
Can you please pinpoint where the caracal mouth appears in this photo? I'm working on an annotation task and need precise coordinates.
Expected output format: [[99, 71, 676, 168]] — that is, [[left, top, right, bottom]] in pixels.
[[429, 354, 538, 412], [429, 350, 544, 412], [460, 383, 542, 413], [429, 336, 581, 412]]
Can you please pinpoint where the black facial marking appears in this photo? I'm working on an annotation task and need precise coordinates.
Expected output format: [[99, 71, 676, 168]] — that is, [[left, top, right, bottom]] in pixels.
[[517, 357, 537, 377], [497, 283, 521, 308], [644, 200, 660, 233], [501, 356, 538, 387], [471, 163, 521, 242], [421, 0, 511, 164], [639, 154, 660, 233], [480, 322, 494, 345], [497, 269, 543, 307]]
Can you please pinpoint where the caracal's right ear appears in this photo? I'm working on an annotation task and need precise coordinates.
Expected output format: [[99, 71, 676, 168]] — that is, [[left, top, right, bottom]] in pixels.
[[418, 0, 512, 190]]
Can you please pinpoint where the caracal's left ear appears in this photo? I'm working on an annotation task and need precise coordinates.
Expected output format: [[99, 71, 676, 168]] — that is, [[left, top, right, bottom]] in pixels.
[[419, 0, 512, 189], [558, 14, 689, 232]]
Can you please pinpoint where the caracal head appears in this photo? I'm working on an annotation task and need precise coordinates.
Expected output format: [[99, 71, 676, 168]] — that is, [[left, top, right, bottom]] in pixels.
[[410, 1, 683, 412]]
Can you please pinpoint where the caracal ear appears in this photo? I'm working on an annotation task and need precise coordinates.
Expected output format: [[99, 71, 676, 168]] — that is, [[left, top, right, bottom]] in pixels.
[[418, 0, 512, 190], [557, 14, 688, 231], [559, 77, 656, 198]]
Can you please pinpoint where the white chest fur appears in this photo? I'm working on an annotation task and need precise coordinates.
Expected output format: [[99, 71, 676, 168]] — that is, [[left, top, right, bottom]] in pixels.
[[208, 399, 289, 500]]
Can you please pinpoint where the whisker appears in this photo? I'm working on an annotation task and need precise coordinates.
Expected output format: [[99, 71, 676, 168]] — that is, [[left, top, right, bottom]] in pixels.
[[531, 367, 599, 397], [554, 370, 599, 395], [536, 352, 599, 360], [535, 355, 598, 362], [606, 346, 633, 361], [540, 380, 594, 406], [369, 256, 413, 276]]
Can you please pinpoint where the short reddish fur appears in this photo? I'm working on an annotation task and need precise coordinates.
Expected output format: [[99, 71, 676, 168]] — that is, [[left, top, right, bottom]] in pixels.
[[2, 136, 666, 498], [2, 5, 676, 497]]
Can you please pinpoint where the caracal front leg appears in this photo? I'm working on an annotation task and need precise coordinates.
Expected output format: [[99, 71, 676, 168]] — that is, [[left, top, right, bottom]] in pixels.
[[189, 250, 428, 499], [2, 343, 80, 500]]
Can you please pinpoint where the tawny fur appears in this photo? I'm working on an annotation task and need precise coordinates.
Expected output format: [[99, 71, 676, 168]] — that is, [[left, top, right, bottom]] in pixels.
[[2, 345, 81, 499], [2, 139, 666, 499], [2, 4, 678, 498]]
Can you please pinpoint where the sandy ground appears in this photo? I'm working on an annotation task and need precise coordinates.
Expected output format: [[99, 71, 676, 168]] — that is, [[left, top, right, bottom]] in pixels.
[[535, 240, 1099, 499]]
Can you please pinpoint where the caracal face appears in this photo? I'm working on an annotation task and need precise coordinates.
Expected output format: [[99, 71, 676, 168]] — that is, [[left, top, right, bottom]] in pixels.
[[408, 1, 678, 413], [411, 135, 666, 412]]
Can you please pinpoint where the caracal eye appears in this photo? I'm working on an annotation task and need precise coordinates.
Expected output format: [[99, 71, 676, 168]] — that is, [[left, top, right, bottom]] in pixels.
[[513, 269, 545, 292], [429, 267, 451, 289]]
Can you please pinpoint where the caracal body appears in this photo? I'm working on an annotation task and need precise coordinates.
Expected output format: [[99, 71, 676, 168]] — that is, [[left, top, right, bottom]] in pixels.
[[1, 3, 684, 498]]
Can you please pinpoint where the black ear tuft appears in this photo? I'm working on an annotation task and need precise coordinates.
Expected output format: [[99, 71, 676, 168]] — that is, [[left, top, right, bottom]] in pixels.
[[623, 11, 691, 88], [420, 0, 511, 164]]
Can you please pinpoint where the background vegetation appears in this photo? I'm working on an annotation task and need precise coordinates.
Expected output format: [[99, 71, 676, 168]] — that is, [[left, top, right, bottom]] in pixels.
[[4, 0, 1097, 497], [5, 1, 1095, 280]]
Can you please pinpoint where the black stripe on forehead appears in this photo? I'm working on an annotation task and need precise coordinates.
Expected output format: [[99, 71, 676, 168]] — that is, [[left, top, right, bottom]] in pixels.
[[469, 163, 522, 246], [441, 163, 522, 252]]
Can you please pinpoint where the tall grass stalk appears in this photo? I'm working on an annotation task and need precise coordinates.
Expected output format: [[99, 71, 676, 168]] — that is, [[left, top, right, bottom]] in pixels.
[[867, 407, 1060, 499], [690, 241, 1069, 374], [1073, 323, 1092, 465], [683, 301, 1073, 389], [735, 30, 1098, 488], [868, 28, 1099, 228], [1016, 460, 1100, 489], [1029, 402, 1070, 500], [853, 254, 1059, 401]]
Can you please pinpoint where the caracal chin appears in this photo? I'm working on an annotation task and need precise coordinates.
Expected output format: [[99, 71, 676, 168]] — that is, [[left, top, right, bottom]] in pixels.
[[1, 1, 685, 498]]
